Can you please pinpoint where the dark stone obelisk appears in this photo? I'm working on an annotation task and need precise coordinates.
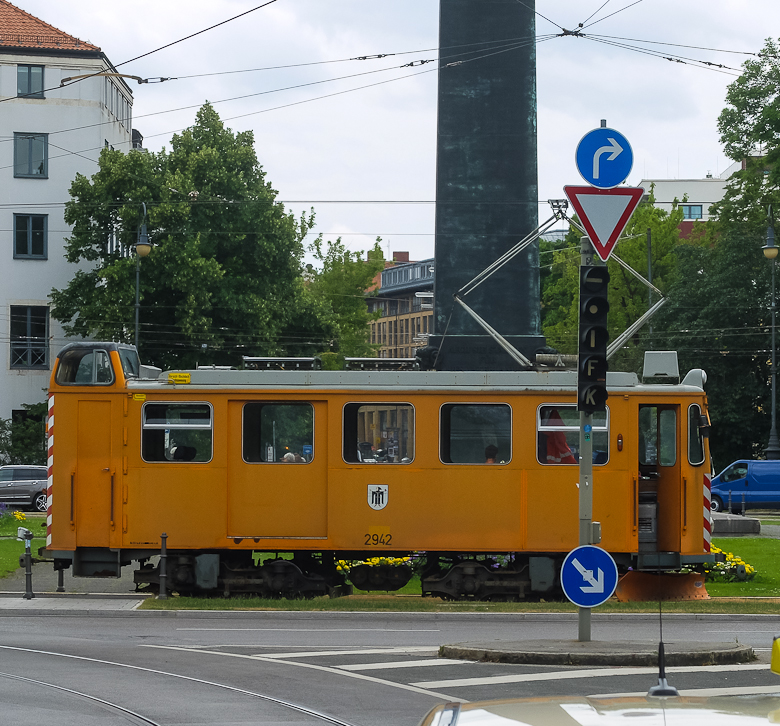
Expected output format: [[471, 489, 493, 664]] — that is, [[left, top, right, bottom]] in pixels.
[[429, 0, 544, 370]]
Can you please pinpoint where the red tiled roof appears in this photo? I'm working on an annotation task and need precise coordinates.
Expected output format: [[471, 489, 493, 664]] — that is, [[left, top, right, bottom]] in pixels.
[[0, 0, 99, 52]]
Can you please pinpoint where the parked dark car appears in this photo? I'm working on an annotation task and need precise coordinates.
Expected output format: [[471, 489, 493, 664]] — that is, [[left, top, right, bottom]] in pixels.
[[0, 465, 48, 512], [711, 459, 780, 512]]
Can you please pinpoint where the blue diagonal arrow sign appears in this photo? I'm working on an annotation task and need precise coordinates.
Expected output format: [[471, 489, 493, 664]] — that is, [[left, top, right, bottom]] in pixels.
[[561, 545, 619, 607]]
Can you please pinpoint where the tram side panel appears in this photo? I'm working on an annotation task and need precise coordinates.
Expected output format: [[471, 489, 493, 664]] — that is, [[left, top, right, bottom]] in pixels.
[[225, 398, 328, 540], [122, 392, 228, 550]]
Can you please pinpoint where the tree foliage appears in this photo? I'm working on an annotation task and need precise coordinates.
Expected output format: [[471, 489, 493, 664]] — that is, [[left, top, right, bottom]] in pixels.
[[658, 37, 780, 467], [51, 104, 332, 369], [718, 38, 780, 187], [541, 193, 684, 371], [307, 238, 385, 358], [0, 402, 47, 466]]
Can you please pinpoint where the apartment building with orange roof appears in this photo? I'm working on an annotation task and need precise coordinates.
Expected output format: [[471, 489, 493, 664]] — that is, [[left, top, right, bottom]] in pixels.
[[0, 1, 135, 421]]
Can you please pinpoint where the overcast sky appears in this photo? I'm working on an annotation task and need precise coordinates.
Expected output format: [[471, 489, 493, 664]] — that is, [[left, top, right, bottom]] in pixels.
[[21, 0, 776, 262]]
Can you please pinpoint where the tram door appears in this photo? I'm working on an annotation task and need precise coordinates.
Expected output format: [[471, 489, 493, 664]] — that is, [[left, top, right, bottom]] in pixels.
[[638, 404, 681, 552], [75, 400, 114, 546], [227, 400, 327, 538]]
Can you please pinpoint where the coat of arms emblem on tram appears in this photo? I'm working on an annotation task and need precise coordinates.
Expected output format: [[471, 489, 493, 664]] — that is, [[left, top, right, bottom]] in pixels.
[[368, 485, 388, 511]]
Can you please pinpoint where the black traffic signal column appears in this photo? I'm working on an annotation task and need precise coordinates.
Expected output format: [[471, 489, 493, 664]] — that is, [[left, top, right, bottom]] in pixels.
[[578, 265, 610, 413]]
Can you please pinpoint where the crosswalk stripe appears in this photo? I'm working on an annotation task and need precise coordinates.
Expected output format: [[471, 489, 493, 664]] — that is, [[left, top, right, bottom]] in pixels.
[[412, 663, 770, 689], [257, 647, 438, 659], [338, 659, 470, 671]]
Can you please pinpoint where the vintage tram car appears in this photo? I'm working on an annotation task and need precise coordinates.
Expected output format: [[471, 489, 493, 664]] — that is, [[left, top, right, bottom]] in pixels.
[[43, 342, 713, 599]]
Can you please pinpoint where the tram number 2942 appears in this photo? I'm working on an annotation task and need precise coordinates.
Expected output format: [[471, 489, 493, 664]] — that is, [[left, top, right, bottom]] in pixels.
[[365, 532, 392, 546]]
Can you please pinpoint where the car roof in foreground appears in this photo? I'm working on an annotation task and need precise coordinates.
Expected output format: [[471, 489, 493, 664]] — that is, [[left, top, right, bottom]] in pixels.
[[420, 695, 780, 726]]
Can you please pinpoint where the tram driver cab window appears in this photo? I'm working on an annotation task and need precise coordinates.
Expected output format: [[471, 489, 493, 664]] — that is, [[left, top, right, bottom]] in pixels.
[[55, 347, 114, 385], [142, 403, 212, 462]]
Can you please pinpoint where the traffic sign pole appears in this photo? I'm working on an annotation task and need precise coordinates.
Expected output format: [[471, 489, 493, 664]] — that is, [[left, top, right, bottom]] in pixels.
[[579, 235, 596, 642]]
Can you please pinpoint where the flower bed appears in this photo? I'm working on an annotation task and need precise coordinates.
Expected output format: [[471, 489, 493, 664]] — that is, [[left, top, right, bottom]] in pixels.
[[706, 545, 756, 582]]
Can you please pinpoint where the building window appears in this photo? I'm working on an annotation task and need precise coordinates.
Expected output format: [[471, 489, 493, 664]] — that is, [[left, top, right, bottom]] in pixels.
[[13, 214, 47, 259], [10, 305, 49, 369], [17, 65, 44, 98], [681, 204, 702, 220], [14, 133, 47, 178]]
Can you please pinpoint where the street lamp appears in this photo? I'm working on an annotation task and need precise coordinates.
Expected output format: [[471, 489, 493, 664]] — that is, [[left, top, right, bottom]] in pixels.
[[134, 203, 152, 350], [762, 205, 780, 459]]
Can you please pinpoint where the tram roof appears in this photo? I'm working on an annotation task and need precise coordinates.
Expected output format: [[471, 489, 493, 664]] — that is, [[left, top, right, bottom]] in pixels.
[[126, 368, 706, 394]]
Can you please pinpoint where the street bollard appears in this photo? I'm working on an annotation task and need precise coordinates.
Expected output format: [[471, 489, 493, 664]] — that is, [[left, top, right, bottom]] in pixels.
[[56, 568, 65, 593], [742, 492, 746, 516], [17, 527, 34, 600], [158, 532, 168, 600], [728, 489, 732, 513]]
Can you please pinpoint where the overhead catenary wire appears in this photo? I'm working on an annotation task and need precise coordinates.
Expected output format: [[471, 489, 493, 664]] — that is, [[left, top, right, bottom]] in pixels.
[[579, 0, 645, 30], [0, 0, 283, 104]]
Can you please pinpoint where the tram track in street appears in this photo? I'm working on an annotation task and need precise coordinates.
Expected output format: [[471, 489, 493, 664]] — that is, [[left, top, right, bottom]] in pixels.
[[0, 671, 162, 726], [0, 645, 359, 726]]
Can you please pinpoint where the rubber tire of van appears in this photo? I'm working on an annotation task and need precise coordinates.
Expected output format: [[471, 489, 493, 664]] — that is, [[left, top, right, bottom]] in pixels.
[[710, 495, 724, 513]]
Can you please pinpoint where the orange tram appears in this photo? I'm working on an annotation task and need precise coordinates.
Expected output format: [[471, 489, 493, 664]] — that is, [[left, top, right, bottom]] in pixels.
[[44, 341, 715, 600]]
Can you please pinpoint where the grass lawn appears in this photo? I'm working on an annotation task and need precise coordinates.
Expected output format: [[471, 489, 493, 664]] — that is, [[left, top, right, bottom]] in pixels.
[[0, 512, 46, 578], [707, 538, 780, 597]]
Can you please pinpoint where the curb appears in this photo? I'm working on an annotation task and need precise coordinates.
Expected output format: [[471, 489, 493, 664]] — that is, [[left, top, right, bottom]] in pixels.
[[439, 640, 755, 666], [2, 607, 780, 621]]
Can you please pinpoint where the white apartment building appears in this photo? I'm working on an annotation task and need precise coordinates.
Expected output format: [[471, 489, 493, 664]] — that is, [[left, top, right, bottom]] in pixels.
[[639, 160, 742, 226], [0, 1, 133, 421]]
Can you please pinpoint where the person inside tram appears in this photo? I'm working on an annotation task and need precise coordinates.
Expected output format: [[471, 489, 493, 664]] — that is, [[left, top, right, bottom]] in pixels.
[[540, 408, 578, 465], [485, 444, 499, 464]]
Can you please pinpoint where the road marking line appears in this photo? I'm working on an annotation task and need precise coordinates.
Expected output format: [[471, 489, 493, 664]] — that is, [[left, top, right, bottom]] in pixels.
[[176, 628, 440, 632], [257, 647, 438, 659], [142, 645, 467, 703], [590, 685, 780, 698], [338, 659, 469, 671], [412, 663, 769, 689]]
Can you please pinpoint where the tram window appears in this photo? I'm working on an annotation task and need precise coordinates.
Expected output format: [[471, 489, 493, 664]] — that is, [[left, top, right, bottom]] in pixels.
[[440, 404, 511, 464], [55, 348, 115, 385], [118, 348, 140, 378], [688, 404, 705, 466], [639, 406, 676, 467], [537, 405, 608, 465], [243, 403, 313, 463], [343, 403, 414, 463], [142, 403, 212, 463]]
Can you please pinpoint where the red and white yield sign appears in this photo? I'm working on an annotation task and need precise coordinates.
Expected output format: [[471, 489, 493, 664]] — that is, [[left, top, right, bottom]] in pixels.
[[564, 185, 644, 262]]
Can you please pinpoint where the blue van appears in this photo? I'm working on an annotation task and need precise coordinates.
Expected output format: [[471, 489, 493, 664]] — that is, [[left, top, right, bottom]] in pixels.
[[710, 459, 780, 512]]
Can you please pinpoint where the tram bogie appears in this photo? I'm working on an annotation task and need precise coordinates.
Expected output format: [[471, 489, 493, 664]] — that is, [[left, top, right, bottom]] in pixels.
[[44, 342, 714, 601]]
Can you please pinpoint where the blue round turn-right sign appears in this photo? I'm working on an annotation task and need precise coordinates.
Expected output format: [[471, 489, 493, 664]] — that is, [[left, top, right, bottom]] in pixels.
[[575, 128, 633, 189]]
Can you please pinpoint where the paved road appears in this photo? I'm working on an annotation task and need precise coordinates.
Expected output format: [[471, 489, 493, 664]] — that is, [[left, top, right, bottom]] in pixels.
[[2, 612, 780, 726]]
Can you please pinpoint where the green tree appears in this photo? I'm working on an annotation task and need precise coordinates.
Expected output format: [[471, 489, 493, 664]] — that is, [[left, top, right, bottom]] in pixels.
[[0, 402, 48, 466], [51, 104, 330, 369], [307, 238, 385, 358], [658, 37, 780, 466], [541, 193, 685, 371]]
